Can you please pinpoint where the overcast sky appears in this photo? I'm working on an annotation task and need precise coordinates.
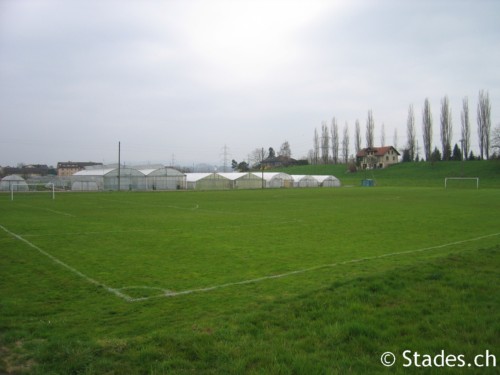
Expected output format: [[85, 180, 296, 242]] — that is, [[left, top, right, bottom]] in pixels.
[[1, 0, 499, 167]]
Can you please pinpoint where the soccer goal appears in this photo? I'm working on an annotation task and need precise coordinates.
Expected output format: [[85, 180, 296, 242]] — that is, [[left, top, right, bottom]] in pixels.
[[10, 183, 55, 200], [444, 177, 479, 189]]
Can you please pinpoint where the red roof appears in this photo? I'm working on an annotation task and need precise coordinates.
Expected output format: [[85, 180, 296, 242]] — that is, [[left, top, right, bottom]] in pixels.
[[356, 146, 400, 157]]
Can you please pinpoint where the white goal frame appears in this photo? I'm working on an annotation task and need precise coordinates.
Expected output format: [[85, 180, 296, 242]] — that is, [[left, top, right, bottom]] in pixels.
[[10, 183, 55, 201], [444, 177, 479, 189]]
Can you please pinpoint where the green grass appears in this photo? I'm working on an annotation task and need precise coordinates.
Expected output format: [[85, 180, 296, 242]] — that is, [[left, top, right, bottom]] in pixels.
[[273, 160, 500, 187], [1, 187, 499, 374]]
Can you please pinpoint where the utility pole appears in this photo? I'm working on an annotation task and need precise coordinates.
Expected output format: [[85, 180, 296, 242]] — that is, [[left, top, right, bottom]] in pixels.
[[118, 141, 121, 191], [261, 147, 265, 189]]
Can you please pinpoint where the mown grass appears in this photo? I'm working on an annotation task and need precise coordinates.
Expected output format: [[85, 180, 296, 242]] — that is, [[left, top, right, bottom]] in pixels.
[[1, 186, 499, 374], [273, 160, 500, 187]]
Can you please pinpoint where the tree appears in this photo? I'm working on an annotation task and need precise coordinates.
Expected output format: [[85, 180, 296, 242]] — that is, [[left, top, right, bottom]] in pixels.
[[321, 121, 329, 164], [342, 122, 350, 164], [460, 97, 470, 160], [313, 128, 320, 165], [393, 128, 398, 150], [402, 149, 411, 162], [381, 123, 386, 146], [331, 118, 339, 164], [268, 147, 276, 158], [278, 141, 292, 158], [452, 143, 462, 161], [422, 99, 433, 161], [366, 110, 374, 148], [407, 105, 416, 161], [250, 148, 268, 169], [354, 119, 361, 154], [477, 90, 491, 160], [430, 147, 442, 163], [231, 160, 249, 172], [492, 124, 500, 153], [440, 96, 453, 161]]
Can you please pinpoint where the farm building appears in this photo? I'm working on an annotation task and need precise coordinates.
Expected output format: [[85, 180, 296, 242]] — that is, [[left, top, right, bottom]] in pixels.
[[139, 166, 185, 190], [356, 146, 400, 169], [0, 175, 29, 191], [217, 173, 263, 189], [291, 175, 319, 188], [252, 172, 293, 188], [312, 175, 341, 187]]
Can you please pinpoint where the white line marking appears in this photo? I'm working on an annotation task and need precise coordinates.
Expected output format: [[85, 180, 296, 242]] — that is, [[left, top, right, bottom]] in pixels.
[[22, 229, 156, 238], [128, 232, 500, 302], [2, 223, 499, 303], [0, 224, 133, 302], [16, 204, 76, 217]]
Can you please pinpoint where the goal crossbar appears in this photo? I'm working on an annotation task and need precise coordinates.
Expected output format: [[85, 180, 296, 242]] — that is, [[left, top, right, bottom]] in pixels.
[[444, 177, 479, 189]]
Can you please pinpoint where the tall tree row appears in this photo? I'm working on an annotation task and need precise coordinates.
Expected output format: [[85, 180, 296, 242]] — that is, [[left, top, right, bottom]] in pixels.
[[477, 90, 491, 160], [460, 97, 470, 160], [440, 96, 453, 160], [342, 122, 350, 163], [406, 105, 416, 161], [331, 117, 339, 164], [366, 110, 375, 148], [308, 90, 492, 165], [422, 99, 433, 161], [355, 120, 361, 154], [321, 121, 329, 164]]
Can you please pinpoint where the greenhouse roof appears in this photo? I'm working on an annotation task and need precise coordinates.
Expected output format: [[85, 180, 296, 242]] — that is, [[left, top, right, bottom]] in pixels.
[[73, 168, 116, 176], [185, 173, 213, 182], [312, 175, 339, 183], [1, 174, 26, 181]]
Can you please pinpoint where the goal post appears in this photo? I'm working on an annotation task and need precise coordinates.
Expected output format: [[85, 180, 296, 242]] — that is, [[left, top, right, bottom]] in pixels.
[[444, 177, 479, 189], [10, 183, 55, 201]]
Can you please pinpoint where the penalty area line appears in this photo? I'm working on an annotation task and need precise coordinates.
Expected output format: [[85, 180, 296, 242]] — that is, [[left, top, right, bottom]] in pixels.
[[0, 224, 133, 302], [129, 231, 500, 302]]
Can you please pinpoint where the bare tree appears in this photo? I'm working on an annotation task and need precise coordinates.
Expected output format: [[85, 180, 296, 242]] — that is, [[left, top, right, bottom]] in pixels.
[[422, 99, 432, 161], [366, 110, 374, 148], [331, 117, 339, 164], [477, 90, 491, 160], [380, 123, 386, 146], [278, 140, 292, 158], [440, 96, 453, 160], [355, 119, 361, 154], [321, 121, 330, 164], [250, 147, 268, 169], [407, 104, 416, 161], [393, 128, 398, 150], [460, 97, 470, 160], [342, 122, 350, 163], [313, 128, 320, 165], [492, 124, 500, 154]]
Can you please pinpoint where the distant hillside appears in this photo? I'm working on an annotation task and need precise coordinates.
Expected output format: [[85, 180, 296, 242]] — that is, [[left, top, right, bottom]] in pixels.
[[271, 160, 500, 188]]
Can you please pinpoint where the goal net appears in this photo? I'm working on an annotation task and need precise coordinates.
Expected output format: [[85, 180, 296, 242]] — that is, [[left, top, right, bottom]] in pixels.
[[9, 183, 55, 200], [444, 177, 479, 189]]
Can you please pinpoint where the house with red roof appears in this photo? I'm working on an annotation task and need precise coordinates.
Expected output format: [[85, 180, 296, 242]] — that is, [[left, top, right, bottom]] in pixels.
[[356, 146, 400, 169]]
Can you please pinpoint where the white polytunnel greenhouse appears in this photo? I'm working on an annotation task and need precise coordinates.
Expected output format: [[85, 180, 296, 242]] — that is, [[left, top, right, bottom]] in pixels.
[[185, 173, 232, 190], [312, 175, 341, 187], [291, 175, 319, 188], [72, 166, 147, 191], [216, 172, 263, 189], [0, 175, 29, 191], [139, 166, 186, 190], [252, 172, 293, 188]]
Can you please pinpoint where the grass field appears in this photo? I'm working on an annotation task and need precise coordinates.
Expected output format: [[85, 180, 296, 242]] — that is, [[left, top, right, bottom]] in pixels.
[[1, 186, 499, 373], [274, 160, 500, 188]]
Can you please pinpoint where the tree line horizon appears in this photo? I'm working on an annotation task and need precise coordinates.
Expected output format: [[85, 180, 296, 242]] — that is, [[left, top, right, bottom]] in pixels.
[[306, 90, 494, 165]]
